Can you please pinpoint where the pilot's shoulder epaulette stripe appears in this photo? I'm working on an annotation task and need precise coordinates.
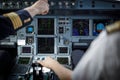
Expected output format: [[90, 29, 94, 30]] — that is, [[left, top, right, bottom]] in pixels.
[[3, 12, 23, 29], [106, 21, 120, 34]]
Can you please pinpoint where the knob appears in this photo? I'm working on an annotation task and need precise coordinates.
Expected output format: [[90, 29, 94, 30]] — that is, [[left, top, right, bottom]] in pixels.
[[50, 1, 55, 6], [58, 2, 62, 6], [71, 2, 75, 6], [65, 1, 69, 6]]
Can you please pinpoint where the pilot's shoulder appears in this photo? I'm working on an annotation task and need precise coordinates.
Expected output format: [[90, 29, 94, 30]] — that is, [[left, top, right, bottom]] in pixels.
[[106, 20, 120, 34]]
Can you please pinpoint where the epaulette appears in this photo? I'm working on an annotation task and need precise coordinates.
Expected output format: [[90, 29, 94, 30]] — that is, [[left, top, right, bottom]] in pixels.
[[106, 20, 120, 34], [3, 12, 23, 29]]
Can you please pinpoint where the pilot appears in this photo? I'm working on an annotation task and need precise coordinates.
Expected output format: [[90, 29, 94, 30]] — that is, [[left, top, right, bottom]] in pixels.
[[38, 21, 120, 80], [0, 0, 49, 79], [0, 0, 49, 40]]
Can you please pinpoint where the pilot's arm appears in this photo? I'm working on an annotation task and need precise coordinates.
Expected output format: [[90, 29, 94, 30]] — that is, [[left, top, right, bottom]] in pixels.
[[72, 21, 120, 80], [0, 0, 49, 40], [0, 0, 49, 77], [0, 10, 33, 40]]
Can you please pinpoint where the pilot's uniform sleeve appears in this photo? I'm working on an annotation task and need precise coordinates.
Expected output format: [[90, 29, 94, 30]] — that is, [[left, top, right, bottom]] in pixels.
[[72, 21, 120, 80], [0, 10, 33, 40]]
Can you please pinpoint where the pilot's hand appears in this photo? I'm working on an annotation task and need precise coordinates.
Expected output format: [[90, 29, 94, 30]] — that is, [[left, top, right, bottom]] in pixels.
[[37, 57, 59, 69], [31, 0, 49, 15], [24, 0, 49, 17], [38, 57, 72, 80]]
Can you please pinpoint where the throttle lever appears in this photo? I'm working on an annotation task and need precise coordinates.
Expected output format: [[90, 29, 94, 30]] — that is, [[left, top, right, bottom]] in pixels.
[[32, 62, 43, 80]]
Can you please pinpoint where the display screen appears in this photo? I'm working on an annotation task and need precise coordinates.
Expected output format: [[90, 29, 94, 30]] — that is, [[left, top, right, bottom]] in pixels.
[[26, 26, 34, 33], [37, 38, 54, 54], [18, 57, 30, 64], [22, 46, 31, 53], [38, 18, 54, 35], [93, 19, 111, 36], [59, 47, 68, 54], [72, 19, 89, 36], [57, 57, 69, 65]]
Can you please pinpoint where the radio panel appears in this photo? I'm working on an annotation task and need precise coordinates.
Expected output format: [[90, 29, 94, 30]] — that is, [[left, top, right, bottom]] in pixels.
[[18, 57, 31, 65], [56, 56, 71, 66]]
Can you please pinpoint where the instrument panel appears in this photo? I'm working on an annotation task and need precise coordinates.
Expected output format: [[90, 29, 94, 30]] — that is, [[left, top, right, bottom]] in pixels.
[[0, 0, 120, 80], [16, 15, 118, 65]]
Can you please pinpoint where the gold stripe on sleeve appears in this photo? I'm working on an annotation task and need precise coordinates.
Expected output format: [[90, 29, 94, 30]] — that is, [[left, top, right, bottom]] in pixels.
[[3, 12, 23, 29], [106, 21, 120, 34]]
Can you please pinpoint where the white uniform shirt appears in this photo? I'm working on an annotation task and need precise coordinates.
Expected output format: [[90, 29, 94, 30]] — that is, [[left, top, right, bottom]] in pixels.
[[72, 30, 120, 80]]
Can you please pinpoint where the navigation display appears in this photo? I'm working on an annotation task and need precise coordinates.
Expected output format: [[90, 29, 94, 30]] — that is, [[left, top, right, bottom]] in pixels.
[[72, 19, 89, 36]]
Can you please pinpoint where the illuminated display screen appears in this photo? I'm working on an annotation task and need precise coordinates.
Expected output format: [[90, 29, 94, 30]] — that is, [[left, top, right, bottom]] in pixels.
[[38, 18, 54, 35], [26, 26, 34, 33], [72, 19, 89, 36], [37, 38, 54, 54], [59, 47, 68, 53], [93, 19, 111, 36], [18, 57, 30, 64], [57, 57, 69, 65], [22, 47, 31, 53]]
